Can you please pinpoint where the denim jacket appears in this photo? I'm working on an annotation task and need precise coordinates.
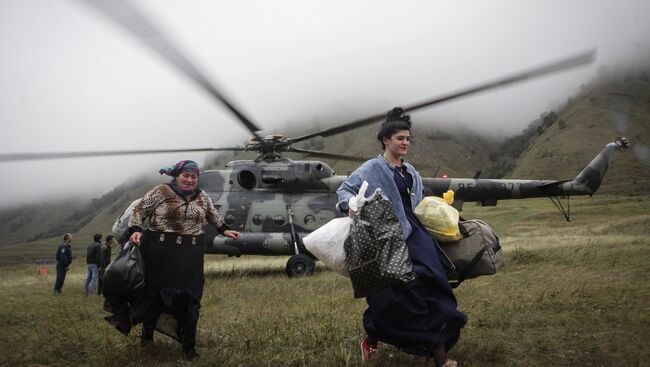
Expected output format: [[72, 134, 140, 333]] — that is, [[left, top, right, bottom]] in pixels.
[[336, 155, 424, 239]]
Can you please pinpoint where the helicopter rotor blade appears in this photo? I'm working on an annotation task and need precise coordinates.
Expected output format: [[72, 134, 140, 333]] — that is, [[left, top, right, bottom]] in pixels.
[[289, 49, 596, 144], [0, 147, 247, 162], [288, 147, 368, 162], [79, 0, 264, 141]]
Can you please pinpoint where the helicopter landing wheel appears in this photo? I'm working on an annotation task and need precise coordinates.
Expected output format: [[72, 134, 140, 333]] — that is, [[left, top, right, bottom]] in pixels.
[[285, 254, 315, 277]]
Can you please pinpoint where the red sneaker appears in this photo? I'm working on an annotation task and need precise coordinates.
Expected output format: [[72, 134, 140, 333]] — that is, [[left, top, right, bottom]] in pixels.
[[361, 336, 379, 363]]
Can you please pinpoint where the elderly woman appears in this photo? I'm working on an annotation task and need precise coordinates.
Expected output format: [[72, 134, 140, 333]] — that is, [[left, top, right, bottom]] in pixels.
[[337, 108, 466, 367], [128, 160, 239, 360]]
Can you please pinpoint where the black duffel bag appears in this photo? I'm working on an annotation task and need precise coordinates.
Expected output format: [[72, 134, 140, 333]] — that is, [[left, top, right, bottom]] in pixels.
[[102, 241, 145, 296]]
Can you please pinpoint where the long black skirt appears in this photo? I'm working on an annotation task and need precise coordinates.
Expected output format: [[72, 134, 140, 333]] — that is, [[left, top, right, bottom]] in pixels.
[[104, 231, 205, 341], [363, 218, 466, 355]]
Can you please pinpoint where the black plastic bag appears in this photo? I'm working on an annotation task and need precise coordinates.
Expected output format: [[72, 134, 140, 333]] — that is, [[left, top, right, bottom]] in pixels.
[[345, 189, 416, 298], [102, 241, 145, 296]]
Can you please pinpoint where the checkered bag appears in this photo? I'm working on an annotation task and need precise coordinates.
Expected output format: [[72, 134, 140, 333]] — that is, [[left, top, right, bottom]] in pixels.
[[345, 189, 416, 298]]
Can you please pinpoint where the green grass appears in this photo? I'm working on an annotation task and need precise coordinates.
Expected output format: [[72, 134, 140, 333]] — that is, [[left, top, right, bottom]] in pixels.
[[1, 195, 649, 366]]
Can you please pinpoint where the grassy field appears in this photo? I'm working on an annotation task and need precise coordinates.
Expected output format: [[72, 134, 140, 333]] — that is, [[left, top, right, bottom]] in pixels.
[[1, 194, 649, 366]]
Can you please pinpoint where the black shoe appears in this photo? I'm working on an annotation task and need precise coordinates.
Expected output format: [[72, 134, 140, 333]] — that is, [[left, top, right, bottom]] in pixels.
[[115, 321, 131, 336], [183, 347, 200, 361], [141, 327, 154, 347]]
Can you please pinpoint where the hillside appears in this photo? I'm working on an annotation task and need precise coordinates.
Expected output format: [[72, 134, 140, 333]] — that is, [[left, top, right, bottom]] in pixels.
[[0, 178, 153, 246], [208, 120, 499, 178], [292, 123, 498, 179], [507, 74, 650, 195]]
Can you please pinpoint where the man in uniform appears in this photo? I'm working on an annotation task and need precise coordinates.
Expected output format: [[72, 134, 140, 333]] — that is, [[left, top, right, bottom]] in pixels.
[[53, 233, 73, 294]]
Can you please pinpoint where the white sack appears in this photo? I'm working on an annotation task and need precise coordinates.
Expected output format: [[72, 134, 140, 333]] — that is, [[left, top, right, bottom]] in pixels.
[[303, 217, 352, 276]]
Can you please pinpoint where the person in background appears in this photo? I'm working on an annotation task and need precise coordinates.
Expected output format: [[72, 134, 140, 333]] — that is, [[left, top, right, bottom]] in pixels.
[[53, 233, 73, 294], [97, 234, 115, 295], [127, 160, 240, 360], [84, 233, 102, 296], [336, 108, 465, 367]]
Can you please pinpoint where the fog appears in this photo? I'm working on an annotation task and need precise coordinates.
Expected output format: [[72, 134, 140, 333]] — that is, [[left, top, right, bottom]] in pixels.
[[1, 0, 649, 208]]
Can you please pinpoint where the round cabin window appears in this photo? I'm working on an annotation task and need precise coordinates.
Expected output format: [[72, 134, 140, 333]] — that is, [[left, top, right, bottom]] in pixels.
[[237, 170, 256, 189], [252, 214, 264, 226], [304, 215, 316, 225], [224, 214, 235, 225], [273, 215, 285, 226]]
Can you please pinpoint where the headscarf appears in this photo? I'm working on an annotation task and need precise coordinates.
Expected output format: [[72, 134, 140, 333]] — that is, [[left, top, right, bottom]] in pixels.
[[159, 160, 200, 177]]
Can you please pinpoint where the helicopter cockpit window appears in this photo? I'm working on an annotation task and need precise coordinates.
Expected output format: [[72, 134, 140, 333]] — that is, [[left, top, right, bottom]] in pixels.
[[315, 164, 323, 171], [304, 215, 316, 225], [237, 170, 256, 189]]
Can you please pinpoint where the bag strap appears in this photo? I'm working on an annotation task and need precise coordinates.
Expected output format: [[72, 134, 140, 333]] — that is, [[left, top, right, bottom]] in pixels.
[[449, 220, 501, 288], [458, 221, 470, 237], [450, 241, 501, 288]]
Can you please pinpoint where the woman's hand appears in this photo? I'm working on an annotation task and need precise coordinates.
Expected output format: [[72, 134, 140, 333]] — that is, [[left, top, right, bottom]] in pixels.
[[129, 231, 142, 245], [223, 230, 240, 239]]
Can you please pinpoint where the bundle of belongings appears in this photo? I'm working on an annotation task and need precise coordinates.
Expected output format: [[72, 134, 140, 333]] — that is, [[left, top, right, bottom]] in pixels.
[[442, 219, 505, 287], [344, 185, 417, 298], [305, 185, 504, 294], [302, 181, 370, 278], [302, 217, 351, 276], [102, 241, 148, 334], [415, 190, 505, 287], [413, 190, 462, 242], [102, 241, 180, 341], [111, 199, 141, 243]]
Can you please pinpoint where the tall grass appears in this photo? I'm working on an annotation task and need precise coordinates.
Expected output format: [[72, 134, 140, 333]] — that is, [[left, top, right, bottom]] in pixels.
[[1, 195, 649, 366]]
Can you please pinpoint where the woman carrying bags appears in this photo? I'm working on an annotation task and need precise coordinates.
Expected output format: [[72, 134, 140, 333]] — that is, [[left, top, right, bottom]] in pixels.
[[337, 108, 466, 366]]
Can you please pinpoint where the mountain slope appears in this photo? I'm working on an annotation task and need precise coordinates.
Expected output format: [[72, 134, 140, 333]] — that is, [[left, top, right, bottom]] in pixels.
[[296, 123, 498, 179], [508, 75, 650, 194], [0, 178, 154, 247]]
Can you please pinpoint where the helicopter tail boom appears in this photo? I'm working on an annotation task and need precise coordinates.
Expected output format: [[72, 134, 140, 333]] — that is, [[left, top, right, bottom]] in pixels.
[[423, 138, 628, 206], [564, 137, 629, 195]]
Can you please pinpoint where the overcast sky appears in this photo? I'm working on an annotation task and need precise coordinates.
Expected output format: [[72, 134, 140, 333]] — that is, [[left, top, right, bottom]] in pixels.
[[1, 0, 649, 208]]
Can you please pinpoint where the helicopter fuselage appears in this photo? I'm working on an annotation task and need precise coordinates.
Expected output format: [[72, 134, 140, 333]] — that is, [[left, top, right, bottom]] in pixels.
[[202, 159, 342, 256]]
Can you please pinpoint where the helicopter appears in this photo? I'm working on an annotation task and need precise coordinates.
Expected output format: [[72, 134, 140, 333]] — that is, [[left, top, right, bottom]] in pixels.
[[195, 135, 628, 277], [0, 0, 631, 276]]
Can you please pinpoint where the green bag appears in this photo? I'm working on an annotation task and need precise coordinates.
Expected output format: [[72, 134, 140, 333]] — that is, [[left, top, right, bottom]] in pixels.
[[441, 219, 505, 287]]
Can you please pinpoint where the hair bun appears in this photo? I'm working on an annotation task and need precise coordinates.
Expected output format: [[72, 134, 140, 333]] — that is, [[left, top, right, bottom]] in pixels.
[[387, 107, 404, 121], [386, 107, 411, 125]]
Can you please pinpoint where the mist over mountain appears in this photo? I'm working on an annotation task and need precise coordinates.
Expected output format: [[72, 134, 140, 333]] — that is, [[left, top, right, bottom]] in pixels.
[[2, 0, 649, 208]]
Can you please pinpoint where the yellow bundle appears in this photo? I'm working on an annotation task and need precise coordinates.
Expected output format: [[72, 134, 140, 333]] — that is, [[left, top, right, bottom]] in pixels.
[[414, 190, 462, 242]]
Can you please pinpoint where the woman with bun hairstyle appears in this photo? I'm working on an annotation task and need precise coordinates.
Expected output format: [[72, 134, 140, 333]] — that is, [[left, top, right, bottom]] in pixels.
[[337, 108, 465, 366]]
